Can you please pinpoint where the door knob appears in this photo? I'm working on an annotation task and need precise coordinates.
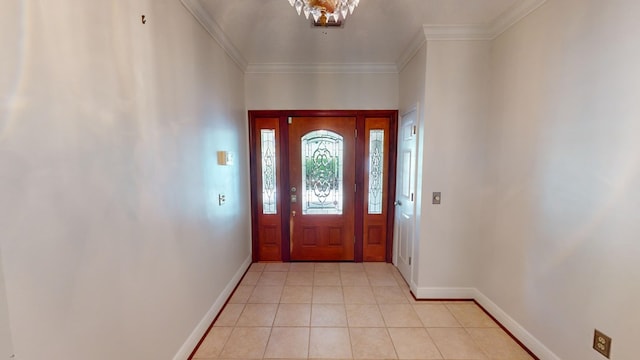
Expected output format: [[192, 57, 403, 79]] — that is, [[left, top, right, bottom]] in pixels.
[[394, 200, 402, 206]]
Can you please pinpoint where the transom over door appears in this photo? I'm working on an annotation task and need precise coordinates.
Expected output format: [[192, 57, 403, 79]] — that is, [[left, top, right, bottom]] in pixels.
[[288, 117, 356, 261]]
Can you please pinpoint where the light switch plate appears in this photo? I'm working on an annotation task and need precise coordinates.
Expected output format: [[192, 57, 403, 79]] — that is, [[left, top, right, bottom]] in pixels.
[[432, 192, 441, 205]]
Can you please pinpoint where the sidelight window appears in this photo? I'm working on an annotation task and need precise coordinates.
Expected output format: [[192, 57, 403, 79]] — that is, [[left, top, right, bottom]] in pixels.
[[367, 129, 384, 214], [261, 129, 277, 214]]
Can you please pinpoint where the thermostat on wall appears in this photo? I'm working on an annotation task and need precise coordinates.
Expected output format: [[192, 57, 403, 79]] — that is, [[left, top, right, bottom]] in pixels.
[[217, 151, 234, 166]]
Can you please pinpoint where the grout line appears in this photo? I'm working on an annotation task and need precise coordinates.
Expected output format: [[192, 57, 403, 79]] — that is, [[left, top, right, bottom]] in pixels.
[[473, 299, 540, 360], [187, 264, 257, 359], [192, 262, 536, 360]]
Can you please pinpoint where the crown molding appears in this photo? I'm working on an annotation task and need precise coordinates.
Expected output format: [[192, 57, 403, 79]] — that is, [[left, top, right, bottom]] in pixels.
[[423, 24, 494, 40], [180, 0, 248, 71], [396, 29, 427, 73], [489, 0, 547, 38], [245, 63, 399, 74], [397, 0, 546, 68], [182, 0, 546, 74]]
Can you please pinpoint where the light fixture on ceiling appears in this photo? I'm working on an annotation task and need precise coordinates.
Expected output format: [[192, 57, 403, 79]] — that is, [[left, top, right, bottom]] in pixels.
[[288, 0, 359, 27]]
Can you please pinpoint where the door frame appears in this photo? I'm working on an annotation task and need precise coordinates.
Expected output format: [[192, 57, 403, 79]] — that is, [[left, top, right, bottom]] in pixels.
[[248, 110, 398, 262]]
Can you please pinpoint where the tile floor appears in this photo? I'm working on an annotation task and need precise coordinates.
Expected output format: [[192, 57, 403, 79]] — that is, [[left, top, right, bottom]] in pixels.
[[192, 262, 534, 360]]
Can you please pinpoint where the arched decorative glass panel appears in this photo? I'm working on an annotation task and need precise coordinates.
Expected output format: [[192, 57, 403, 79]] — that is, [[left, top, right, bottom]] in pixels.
[[261, 129, 277, 214], [301, 130, 344, 215], [368, 129, 384, 214]]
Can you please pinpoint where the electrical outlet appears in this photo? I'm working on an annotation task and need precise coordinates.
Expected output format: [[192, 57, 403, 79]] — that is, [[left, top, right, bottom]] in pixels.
[[593, 329, 611, 358], [218, 194, 226, 206]]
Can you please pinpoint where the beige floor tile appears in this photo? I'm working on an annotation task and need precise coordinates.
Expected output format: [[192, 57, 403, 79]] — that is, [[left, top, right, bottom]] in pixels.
[[286, 271, 314, 286], [280, 286, 313, 304], [388, 328, 442, 359], [219, 327, 271, 359], [311, 304, 348, 327], [248, 286, 284, 304], [241, 271, 262, 286], [214, 304, 245, 327], [274, 304, 311, 327], [402, 288, 421, 304], [340, 262, 365, 272], [428, 328, 487, 359], [193, 327, 233, 358], [309, 327, 353, 359], [258, 272, 288, 286], [446, 303, 498, 328], [373, 286, 409, 304], [264, 327, 310, 359], [466, 328, 533, 360], [346, 304, 385, 327], [265, 263, 291, 272], [315, 263, 340, 272], [343, 286, 376, 304], [367, 272, 399, 286], [340, 271, 369, 286], [413, 303, 462, 328], [289, 262, 315, 272], [248, 263, 266, 272], [314, 271, 342, 286], [379, 304, 423, 327], [349, 327, 397, 359], [229, 285, 254, 304], [204, 264, 531, 360], [363, 262, 392, 274], [236, 303, 278, 327], [391, 268, 408, 285], [313, 286, 344, 304]]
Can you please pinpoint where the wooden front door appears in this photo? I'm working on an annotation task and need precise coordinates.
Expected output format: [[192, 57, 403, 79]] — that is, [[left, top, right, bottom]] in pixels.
[[288, 117, 356, 261], [249, 110, 397, 263]]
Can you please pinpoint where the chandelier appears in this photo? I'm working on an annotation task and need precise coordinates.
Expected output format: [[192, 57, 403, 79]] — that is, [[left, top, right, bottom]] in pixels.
[[288, 0, 360, 26]]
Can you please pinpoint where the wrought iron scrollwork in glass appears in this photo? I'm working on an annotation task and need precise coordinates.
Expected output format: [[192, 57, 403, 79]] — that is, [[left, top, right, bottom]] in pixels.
[[368, 130, 384, 214], [261, 129, 277, 214], [301, 130, 344, 215]]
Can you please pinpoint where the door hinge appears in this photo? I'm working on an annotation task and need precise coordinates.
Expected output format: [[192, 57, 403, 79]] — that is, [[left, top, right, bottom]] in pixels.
[[355, 183, 357, 193], [409, 257, 412, 265], [412, 125, 417, 135], [355, 129, 358, 138], [354, 236, 356, 244], [288, 117, 292, 124]]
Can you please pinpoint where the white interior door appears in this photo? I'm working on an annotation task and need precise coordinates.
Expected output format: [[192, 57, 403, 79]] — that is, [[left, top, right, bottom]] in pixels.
[[393, 108, 417, 285]]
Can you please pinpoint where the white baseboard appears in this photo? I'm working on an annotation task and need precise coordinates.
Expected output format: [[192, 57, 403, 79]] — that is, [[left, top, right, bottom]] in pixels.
[[413, 287, 561, 360], [413, 286, 476, 299], [473, 290, 561, 360], [173, 255, 252, 360]]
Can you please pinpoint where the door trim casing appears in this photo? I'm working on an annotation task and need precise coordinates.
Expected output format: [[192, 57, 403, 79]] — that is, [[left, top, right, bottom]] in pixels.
[[249, 110, 398, 262]]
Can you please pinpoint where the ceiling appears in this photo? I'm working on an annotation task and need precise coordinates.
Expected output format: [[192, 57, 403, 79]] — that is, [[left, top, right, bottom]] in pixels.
[[182, 0, 545, 72]]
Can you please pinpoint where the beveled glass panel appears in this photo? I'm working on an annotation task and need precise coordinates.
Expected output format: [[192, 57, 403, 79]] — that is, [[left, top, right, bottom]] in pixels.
[[368, 129, 384, 214], [261, 129, 277, 214], [301, 130, 343, 215]]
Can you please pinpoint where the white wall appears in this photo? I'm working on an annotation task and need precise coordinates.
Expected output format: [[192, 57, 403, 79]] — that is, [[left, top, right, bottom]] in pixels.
[[0, 0, 250, 359], [483, 0, 640, 359], [416, 40, 491, 294], [245, 72, 398, 110], [0, 252, 12, 357]]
